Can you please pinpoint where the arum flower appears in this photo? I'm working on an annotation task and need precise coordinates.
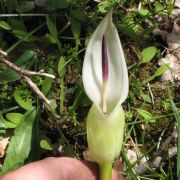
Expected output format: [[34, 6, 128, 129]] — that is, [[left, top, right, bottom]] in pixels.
[[82, 11, 128, 180]]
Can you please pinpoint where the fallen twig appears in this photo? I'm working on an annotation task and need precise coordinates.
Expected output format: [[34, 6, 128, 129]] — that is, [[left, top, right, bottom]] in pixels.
[[0, 51, 53, 105], [0, 49, 7, 57], [0, 57, 55, 79], [22, 75, 50, 105], [0, 14, 48, 17]]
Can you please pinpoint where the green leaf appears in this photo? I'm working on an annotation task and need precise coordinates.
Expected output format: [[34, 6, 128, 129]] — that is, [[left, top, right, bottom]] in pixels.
[[12, 29, 37, 42], [141, 94, 152, 103], [28, 109, 40, 161], [49, 99, 57, 111], [14, 89, 33, 110], [1, 108, 37, 174], [155, 2, 164, 12], [4, 121, 17, 129], [71, 19, 81, 48], [71, 9, 86, 21], [40, 140, 53, 151], [167, 2, 174, 13], [141, 46, 157, 63], [45, 34, 56, 44], [14, 50, 37, 67], [58, 56, 66, 113], [138, 9, 150, 16], [9, 18, 27, 32], [71, 19, 80, 39], [46, 16, 58, 37], [98, 1, 116, 13], [46, 16, 61, 50], [0, 69, 20, 83], [6, 113, 23, 125], [58, 56, 66, 78], [1, 110, 19, 130], [118, 23, 138, 41], [117, 13, 139, 41], [0, 50, 37, 82], [41, 69, 54, 96], [137, 109, 155, 122], [0, 21, 11, 30], [144, 64, 170, 83]]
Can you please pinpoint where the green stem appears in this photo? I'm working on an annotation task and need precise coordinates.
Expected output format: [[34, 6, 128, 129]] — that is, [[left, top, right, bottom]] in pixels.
[[60, 78, 64, 114], [99, 164, 112, 180]]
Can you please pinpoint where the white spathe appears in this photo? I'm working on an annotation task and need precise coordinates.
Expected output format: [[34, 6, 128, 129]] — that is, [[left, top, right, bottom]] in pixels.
[[82, 11, 128, 115], [82, 11, 129, 164]]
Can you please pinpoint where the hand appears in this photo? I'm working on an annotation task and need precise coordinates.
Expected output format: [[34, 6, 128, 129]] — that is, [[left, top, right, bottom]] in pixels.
[[1, 157, 124, 180]]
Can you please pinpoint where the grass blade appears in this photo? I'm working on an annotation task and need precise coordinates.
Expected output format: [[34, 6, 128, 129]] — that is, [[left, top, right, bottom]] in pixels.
[[168, 90, 180, 178]]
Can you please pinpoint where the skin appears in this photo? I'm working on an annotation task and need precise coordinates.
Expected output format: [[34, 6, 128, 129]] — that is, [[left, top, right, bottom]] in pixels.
[[0, 157, 124, 180]]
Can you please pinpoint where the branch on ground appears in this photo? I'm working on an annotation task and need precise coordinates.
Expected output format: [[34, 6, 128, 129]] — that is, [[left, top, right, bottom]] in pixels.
[[0, 52, 52, 105], [0, 57, 55, 79]]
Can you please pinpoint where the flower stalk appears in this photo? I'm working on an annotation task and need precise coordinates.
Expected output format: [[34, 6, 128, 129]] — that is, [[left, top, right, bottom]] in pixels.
[[99, 164, 112, 180]]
